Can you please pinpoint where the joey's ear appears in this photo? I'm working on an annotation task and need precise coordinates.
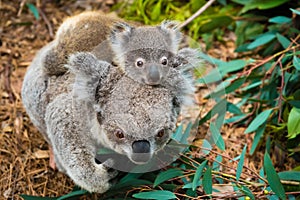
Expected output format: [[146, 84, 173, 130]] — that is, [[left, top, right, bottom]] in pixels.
[[159, 21, 182, 51], [174, 48, 201, 72], [110, 22, 133, 55], [67, 52, 111, 102]]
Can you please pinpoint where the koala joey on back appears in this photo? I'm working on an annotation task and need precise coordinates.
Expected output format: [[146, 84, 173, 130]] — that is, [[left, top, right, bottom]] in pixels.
[[43, 11, 200, 86]]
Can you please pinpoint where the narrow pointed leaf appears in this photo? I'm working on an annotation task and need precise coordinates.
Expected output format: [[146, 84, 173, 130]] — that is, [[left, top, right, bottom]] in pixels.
[[293, 56, 300, 70], [287, 107, 300, 139], [269, 16, 291, 24], [192, 160, 208, 191], [240, 185, 255, 200], [210, 123, 225, 151], [154, 168, 183, 187], [236, 145, 247, 181], [245, 109, 273, 133], [278, 171, 300, 181], [203, 167, 212, 195], [264, 153, 286, 200], [250, 123, 266, 155], [132, 190, 177, 199], [290, 8, 300, 16], [247, 33, 276, 49], [26, 3, 40, 20], [276, 33, 290, 49]]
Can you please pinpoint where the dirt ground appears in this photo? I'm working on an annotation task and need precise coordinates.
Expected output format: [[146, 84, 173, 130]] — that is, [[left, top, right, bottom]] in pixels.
[[0, 1, 298, 199]]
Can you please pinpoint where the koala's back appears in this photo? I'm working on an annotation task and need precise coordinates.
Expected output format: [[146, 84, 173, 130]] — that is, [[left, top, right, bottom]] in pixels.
[[44, 12, 120, 75], [21, 42, 74, 141]]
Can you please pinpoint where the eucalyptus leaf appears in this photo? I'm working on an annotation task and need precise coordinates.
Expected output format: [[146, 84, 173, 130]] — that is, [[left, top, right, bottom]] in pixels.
[[264, 153, 286, 200], [203, 167, 212, 195], [276, 33, 290, 49], [247, 32, 276, 49], [269, 16, 291, 24], [287, 107, 300, 139], [132, 190, 177, 199], [153, 168, 183, 187], [192, 160, 208, 191], [293, 56, 300, 70], [290, 8, 300, 16], [245, 109, 273, 134], [278, 171, 300, 181], [236, 145, 247, 181]]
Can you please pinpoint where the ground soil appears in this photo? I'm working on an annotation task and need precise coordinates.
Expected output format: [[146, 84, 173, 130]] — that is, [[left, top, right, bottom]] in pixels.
[[0, 1, 298, 200]]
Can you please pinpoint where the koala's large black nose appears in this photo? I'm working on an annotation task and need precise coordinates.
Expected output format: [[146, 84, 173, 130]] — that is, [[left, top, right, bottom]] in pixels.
[[147, 65, 160, 85], [132, 140, 150, 153]]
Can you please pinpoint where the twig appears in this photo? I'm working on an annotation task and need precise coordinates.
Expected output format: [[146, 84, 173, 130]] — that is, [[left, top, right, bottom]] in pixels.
[[17, 0, 27, 17], [179, 0, 216, 29], [37, 7, 54, 38], [4, 61, 15, 103]]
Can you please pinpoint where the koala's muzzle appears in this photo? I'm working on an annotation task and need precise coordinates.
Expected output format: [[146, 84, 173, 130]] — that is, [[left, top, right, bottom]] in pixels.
[[146, 65, 161, 85], [131, 140, 151, 164]]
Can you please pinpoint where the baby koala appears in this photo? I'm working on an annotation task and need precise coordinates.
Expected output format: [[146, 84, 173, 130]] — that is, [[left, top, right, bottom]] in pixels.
[[43, 11, 200, 86]]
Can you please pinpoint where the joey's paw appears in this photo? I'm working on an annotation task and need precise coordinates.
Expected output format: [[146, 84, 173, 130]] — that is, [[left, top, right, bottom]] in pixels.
[[68, 52, 111, 76]]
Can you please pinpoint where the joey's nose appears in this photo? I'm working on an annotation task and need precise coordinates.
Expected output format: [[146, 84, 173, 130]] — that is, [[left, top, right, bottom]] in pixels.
[[147, 65, 160, 85], [132, 140, 150, 153]]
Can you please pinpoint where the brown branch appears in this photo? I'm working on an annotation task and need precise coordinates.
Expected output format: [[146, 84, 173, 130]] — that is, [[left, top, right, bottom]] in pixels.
[[179, 0, 216, 29]]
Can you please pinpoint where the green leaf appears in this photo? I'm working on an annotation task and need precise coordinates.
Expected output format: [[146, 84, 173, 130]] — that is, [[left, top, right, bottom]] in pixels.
[[250, 123, 266, 155], [210, 123, 225, 151], [203, 167, 212, 195], [218, 60, 247, 75], [26, 3, 40, 20], [264, 153, 286, 200], [20, 195, 57, 200], [236, 145, 247, 181], [245, 109, 273, 134], [240, 185, 255, 200], [269, 16, 292, 24], [192, 160, 208, 191], [132, 190, 177, 199], [153, 168, 183, 187], [278, 171, 300, 181], [290, 8, 300, 16], [287, 107, 300, 139], [57, 190, 88, 200], [201, 139, 212, 155], [276, 33, 290, 49], [150, 0, 162, 21], [247, 33, 276, 50], [293, 56, 300, 70]]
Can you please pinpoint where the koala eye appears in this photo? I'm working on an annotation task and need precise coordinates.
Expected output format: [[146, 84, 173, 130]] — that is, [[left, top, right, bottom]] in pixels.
[[160, 56, 168, 66], [157, 129, 165, 138], [135, 58, 144, 68], [115, 129, 125, 139]]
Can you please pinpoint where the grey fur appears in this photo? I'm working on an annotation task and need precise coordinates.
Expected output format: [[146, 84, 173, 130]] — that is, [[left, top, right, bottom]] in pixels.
[[21, 12, 200, 193]]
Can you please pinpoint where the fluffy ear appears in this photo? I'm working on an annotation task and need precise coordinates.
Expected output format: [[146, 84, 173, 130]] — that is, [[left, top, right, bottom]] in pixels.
[[172, 48, 201, 73], [159, 20, 182, 52], [109, 22, 134, 60], [66, 52, 111, 102]]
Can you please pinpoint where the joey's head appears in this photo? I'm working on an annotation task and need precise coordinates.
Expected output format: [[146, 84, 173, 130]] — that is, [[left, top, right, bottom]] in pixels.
[[109, 21, 182, 86], [97, 76, 180, 165]]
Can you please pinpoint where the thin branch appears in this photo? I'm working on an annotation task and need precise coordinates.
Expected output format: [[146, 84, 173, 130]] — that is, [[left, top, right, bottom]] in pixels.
[[179, 0, 216, 29]]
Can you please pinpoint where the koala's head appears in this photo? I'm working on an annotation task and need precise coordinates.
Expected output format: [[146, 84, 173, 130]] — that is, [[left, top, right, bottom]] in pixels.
[[97, 75, 180, 164], [109, 21, 182, 86], [68, 52, 193, 166]]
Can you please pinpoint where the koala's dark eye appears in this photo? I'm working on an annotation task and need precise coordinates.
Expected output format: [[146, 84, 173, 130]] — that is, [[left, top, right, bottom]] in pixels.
[[115, 129, 124, 139], [157, 129, 165, 138], [160, 56, 168, 65], [135, 58, 144, 68]]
